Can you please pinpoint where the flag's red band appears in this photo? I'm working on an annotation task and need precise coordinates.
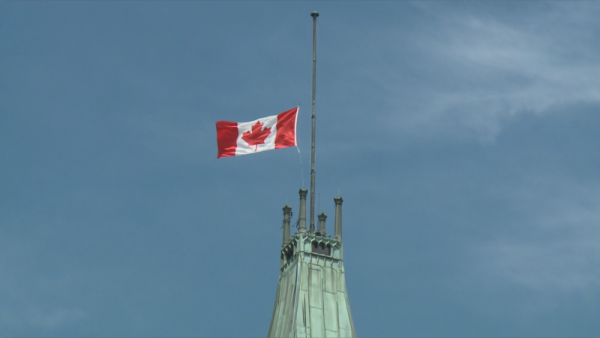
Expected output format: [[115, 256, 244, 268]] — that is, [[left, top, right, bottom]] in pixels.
[[275, 108, 298, 149], [216, 121, 238, 158]]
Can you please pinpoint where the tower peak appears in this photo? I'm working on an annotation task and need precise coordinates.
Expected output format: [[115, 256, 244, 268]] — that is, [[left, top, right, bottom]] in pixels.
[[269, 191, 355, 337]]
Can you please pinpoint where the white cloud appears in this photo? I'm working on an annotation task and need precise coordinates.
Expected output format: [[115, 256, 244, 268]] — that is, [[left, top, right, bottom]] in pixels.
[[361, 3, 600, 142]]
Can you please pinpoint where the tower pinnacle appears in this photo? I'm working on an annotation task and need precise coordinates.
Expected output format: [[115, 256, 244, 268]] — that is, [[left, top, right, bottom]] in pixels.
[[298, 188, 308, 233], [269, 192, 355, 337], [282, 205, 292, 246]]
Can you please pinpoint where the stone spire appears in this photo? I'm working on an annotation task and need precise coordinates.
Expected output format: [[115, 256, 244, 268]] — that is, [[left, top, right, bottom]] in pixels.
[[268, 192, 355, 338], [298, 188, 308, 233], [334, 196, 343, 241]]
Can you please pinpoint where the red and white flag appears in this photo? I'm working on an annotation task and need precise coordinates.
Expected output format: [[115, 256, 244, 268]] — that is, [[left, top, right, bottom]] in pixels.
[[216, 107, 298, 158]]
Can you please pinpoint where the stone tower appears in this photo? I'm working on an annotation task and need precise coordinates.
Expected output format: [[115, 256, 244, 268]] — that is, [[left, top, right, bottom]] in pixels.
[[267, 189, 356, 337], [268, 11, 355, 337]]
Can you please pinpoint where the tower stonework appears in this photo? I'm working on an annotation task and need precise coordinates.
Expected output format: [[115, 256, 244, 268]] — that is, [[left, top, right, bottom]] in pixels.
[[268, 193, 356, 337]]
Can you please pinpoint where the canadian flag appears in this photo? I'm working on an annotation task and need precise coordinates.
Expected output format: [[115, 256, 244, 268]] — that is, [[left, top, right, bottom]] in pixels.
[[216, 107, 298, 158]]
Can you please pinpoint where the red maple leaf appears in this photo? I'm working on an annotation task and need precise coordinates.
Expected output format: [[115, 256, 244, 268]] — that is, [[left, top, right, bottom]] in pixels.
[[242, 121, 271, 151]]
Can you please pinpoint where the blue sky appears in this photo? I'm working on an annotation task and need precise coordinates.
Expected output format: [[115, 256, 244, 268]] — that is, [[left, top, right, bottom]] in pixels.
[[2, 1, 600, 337]]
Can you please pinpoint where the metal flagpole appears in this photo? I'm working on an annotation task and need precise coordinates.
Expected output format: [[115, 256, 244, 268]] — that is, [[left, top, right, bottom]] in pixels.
[[309, 11, 318, 233]]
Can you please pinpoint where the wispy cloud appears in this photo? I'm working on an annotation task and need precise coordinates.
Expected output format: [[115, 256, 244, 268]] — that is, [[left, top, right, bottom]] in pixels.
[[351, 3, 600, 142]]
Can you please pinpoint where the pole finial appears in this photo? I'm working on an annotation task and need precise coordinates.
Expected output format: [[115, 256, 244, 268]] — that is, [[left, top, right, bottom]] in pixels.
[[311, 11, 319, 18]]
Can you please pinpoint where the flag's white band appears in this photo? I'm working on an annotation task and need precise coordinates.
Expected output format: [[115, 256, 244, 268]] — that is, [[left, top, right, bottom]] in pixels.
[[235, 115, 278, 156]]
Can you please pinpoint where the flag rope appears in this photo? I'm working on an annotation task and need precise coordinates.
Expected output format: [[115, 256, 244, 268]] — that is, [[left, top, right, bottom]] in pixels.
[[297, 145, 305, 188]]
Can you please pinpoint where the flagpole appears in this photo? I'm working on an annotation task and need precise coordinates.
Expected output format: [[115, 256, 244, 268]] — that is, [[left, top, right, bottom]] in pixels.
[[309, 11, 318, 233]]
